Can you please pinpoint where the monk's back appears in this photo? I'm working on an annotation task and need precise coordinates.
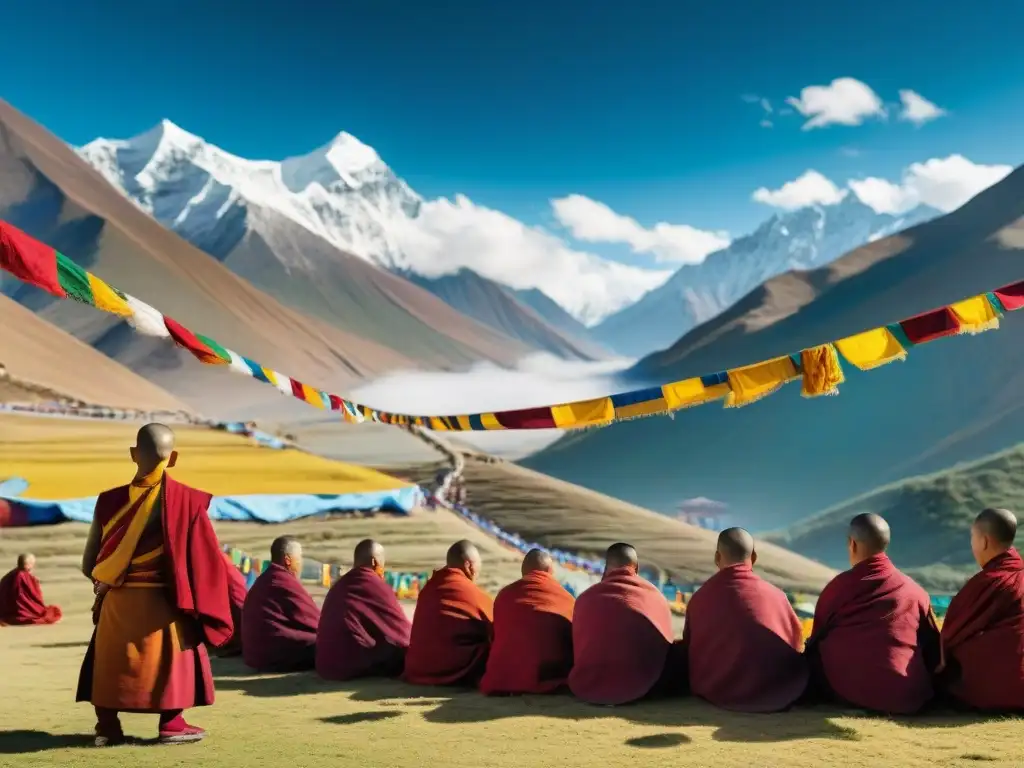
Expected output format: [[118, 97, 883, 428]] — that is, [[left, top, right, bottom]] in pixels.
[[569, 568, 673, 705], [812, 555, 938, 714], [242, 564, 320, 672], [685, 564, 807, 713]]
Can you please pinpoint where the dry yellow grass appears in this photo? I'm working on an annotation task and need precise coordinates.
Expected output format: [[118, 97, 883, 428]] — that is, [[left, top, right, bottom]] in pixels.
[[0, 577, 1019, 768], [0, 415, 413, 498]]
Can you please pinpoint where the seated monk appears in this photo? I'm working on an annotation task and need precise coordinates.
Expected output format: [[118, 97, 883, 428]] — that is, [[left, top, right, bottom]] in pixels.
[[403, 540, 494, 686], [682, 528, 808, 712], [242, 536, 320, 672], [940, 508, 1024, 712], [316, 539, 411, 680], [76, 424, 232, 746], [569, 543, 675, 705], [0, 553, 62, 625], [806, 513, 940, 715], [214, 553, 247, 658], [480, 548, 575, 695]]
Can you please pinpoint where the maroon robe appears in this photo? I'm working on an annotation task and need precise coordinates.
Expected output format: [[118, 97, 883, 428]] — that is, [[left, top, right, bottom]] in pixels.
[[569, 567, 674, 705], [76, 475, 233, 710], [682, 563, 808, 712], [0, 568, 62, 625], [941, 548, 1024, 711], [316, 566, 411, 681], [807, 553, 940, 715], [242, 563, 320, 672]]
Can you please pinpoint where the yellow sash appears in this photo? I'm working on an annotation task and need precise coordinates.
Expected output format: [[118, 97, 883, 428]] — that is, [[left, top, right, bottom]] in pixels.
[[91, 461, 168, 587]]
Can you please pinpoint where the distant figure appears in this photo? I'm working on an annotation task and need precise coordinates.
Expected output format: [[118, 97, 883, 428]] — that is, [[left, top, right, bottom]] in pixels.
[[214, 553, 248, 658], [480, 548, 575, 695], [76, 423, 232, 746], [569, 543, 675, 705], [806, 513, 940, 714], [0, 553, 62, 626], [316, 539, 411, 681], [403, 540, 494, 686], [940, 508, 1024, 711], [242, 536, 320, 672], [681, 528, 808, 712]]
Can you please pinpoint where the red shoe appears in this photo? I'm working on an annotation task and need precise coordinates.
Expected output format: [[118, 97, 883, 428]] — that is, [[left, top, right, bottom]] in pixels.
[[158, 723, 206, 745]]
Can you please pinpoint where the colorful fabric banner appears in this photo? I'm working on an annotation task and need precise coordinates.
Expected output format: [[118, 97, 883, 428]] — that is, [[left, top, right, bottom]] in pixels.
[[1, 219, 1022, 432]]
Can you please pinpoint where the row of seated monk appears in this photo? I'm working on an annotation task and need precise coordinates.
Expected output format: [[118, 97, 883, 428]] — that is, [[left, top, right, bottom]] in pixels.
[[228, 508, 1024, 715]]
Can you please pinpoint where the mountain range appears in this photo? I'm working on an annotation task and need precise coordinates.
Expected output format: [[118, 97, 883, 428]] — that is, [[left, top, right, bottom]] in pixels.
[[590, 195, 938, 358], [525, 164, 1024, 531]]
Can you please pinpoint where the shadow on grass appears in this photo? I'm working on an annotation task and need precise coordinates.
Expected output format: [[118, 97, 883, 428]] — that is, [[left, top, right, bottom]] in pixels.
[[626, 733, 692, 748], [0, 730, 93, 754], [321, 711, 403, 725], [33, 641, 89, 650]]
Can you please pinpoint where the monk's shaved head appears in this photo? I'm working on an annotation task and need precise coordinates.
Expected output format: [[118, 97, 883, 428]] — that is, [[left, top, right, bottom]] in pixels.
[[605, 542, 638, 570], [848, 513, 890, 554], [17, 553, 35, 570], [522, 548, 554, 576], [270, 536, 302, 565], [447, 539, 482, 581], [353, 538, 385, 568], [716, 527, 755, 565], [135, 423, 175, 464], [974, 508, 1017, 546]]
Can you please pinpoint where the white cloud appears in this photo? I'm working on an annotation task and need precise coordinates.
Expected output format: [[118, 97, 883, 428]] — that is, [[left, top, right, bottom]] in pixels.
[[849, 155, 1013, 214], [751, 170, 848, 210], [897, 89, 947, 126], [760, 119, 774, 129], [351, 353, 635, 457], [786, 78, 886, 130], [394, 195, 672, 326], [550, 194, 731, 265]]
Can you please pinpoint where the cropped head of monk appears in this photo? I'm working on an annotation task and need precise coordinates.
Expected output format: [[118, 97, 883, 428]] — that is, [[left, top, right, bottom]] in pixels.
[[714, 527, 756, 570], [271, 536, 304, 578], [17, 553, 35, 573], [970, 507, 1017, 568], [130, 423, 178, 477], [447, 540, 482, 581], [603, 542, 638, 578], [354, 538, 386, 578], [521, 548, 554, 577], [847, 512, 890, 567]]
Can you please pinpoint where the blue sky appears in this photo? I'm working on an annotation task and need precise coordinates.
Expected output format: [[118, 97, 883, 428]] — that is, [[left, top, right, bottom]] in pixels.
[[2, 0, 1023, 306]]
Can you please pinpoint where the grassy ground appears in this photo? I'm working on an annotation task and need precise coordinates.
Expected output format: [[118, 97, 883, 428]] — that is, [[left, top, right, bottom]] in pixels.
[[1, 583, 1020, 768]]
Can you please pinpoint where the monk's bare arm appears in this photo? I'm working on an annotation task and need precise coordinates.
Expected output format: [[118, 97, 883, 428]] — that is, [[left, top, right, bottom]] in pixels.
[[81, 517, 102, 578]]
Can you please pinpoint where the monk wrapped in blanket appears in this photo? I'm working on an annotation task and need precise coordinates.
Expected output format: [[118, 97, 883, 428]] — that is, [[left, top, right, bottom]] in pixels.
[[940, 508, 1024, 712], [480, 548, 575, 695], [404, 540, 494, 687], [242, 536, 320, 673], [0, 553, 62, 626], [317, 539, 412, 681]]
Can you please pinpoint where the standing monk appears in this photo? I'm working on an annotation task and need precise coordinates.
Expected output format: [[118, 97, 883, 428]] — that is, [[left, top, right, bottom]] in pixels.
[[77, 424, 233, 747], [940, 508, 1024, 711], [0, 553, 63, 625], [806, 513, 940, 715], [682, 528, 808, 712]]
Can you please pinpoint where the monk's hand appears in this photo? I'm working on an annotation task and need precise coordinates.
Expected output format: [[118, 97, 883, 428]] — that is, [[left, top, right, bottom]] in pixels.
[[94, 583, 110, 598]]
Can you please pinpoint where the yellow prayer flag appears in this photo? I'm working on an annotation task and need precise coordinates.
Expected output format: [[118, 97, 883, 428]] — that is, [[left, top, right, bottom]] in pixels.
[[950, 295, 1000, 334], [551, 397, 615, 428], [479, 413, 505, 430], [300, 383, 326, 409], [725, 356, 799, 408], [661, 378, 731, 410], [834, 327, 907, 370], [87, 274, 133, 317]]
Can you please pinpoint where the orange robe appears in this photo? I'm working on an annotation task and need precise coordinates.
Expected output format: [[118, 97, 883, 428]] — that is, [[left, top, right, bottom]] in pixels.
[[480, 570, 575, 695], [76, 474, 232, 712], [403, 567, 494, 686], [569, 566, 674, 705], [682, 563, 808, 712], [941, 548, 1024, 711], [807, 553, 940, 715], [0, 568, 62, 625]]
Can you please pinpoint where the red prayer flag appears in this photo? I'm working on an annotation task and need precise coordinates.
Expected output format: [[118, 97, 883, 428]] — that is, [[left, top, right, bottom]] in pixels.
[[899, 307, 961, 345], [994, 281, 1024, 312], [163, 316, 227, 365], [0, 221, 64, 297]]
